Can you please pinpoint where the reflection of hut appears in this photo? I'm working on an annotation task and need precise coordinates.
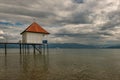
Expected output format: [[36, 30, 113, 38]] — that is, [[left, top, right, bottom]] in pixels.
[[21, 22, 49, 44]]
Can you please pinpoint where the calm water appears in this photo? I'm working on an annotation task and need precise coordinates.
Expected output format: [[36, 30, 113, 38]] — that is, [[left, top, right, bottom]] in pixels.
[[0, 49, 120, 80]]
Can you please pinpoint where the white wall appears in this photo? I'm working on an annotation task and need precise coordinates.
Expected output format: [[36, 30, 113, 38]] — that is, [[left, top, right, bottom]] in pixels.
[[22, 33, 27, 43], [22, 32, 45, 44]]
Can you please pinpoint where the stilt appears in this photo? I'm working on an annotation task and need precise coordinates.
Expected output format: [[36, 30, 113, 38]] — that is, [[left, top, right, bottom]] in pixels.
[[5, 43, 7, 55], [27, 44, 30, 54], [20, 43, 22, 54], [33, 44, 36, 54], [39, 45, 42, 54], [43, 44, 45, 54], [22, 44, 24, 54], [42, 44, 44, 54], [46, 44, 49, 54], [25, 44, 26, 54]]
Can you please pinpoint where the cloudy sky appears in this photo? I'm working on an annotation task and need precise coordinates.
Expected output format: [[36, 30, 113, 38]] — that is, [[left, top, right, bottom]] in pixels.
[[0, 0, 120, 45]]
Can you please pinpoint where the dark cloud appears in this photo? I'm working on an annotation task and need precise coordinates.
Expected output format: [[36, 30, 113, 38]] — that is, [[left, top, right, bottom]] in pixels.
[[97, 31, 113, 36], [100, 10, 120, 30], [57, 12, 91, 25], [100, 21, 120, 30], [73, 0, 84, 3]]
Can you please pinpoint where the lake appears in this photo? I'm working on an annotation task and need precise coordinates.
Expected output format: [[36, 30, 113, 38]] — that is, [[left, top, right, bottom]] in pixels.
[[0, 49, 120, 80]]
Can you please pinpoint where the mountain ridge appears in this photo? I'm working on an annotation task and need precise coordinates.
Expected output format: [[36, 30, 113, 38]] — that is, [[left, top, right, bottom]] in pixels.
[[1, 43, 120, 48]]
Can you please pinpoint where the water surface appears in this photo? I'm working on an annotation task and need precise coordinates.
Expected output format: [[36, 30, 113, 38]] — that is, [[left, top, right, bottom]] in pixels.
[[0, 49, 120, 80]]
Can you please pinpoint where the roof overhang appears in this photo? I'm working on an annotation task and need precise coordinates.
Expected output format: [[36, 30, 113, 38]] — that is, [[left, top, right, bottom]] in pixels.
[[20, 31, 50, 35]]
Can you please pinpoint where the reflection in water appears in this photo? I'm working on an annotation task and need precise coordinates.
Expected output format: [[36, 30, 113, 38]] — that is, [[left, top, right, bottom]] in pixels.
[[0, 53, 49, 80], [19, 53, 49, 80]]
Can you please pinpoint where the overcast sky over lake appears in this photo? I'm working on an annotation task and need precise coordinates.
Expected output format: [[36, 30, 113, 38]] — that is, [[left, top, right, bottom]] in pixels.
[[0, 0, 119, 45]]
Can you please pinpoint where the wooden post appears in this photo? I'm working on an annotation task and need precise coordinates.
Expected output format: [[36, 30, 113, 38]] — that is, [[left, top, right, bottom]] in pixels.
[[47, 44, 49, 54], [20, 43, 22, 54], [22, 44, 24, 54], [27, 44, 30, 54], [5, 43, 7, 55], [33, 44, 36, 54], [39, 45, 42, 54], [25, 44, 26, 54], [43, 44, 45, 54]]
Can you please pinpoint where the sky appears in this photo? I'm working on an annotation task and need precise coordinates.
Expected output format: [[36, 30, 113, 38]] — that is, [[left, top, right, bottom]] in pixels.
[[0, 0, 120, 45]]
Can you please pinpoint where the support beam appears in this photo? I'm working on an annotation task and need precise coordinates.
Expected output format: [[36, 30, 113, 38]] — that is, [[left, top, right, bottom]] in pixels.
[[35, 45, 41, 54]]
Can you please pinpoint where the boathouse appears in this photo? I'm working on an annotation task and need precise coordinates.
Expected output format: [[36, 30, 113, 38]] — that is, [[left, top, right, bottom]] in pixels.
[[0, 22, 50, 54], [21, 22, 49, 44]]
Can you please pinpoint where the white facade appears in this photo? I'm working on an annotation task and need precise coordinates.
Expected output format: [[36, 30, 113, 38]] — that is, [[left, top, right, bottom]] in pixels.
[[22, 32, 45, 44]]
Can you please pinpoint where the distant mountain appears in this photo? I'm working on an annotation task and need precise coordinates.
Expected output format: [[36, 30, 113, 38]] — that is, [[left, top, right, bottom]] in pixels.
[[48, 43, 100, 48], [49, 43, 120, 49], [0, 43, 120, 49], [0, 44, 20, 48], [106, 45, 120, 49], [0, 43, 99, 48]]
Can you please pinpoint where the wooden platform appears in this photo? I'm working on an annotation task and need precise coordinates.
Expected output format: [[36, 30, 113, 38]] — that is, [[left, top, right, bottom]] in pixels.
[[0, 42, 42, 45], [0, 42, 48, 54]]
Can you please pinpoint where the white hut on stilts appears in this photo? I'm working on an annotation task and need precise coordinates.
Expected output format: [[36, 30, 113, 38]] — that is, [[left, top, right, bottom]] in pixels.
[[21, 22, 49, 44], [20, 22, 50, 54]]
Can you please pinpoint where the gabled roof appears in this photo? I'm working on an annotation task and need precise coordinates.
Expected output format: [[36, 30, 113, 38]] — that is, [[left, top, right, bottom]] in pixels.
[[21, 22, 49, 34]]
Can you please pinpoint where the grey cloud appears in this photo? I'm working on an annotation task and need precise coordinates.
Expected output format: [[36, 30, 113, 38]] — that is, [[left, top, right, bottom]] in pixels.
[[70, 11, 92, 24], [0, 24, 23, 42], [0, 0, 39, 7], [54, 33, 100, 39], [97, 31, 113, 36], [55, 11, 92, 25], [0, 5, 55, 19], [100, 10, 120, 30], [52, 0, 100, 25], [51, 32, 104, 44], [100, 21, 120, 30]]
